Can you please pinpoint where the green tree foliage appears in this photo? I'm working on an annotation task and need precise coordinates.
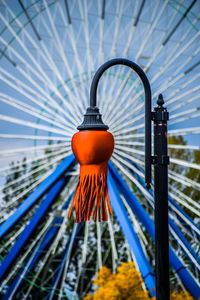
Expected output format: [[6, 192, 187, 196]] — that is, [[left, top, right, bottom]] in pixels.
[[168, 136, 191, 188], [2, 141, 64, 211], [183, 149, 200, 201], [2, 157, 28, 210], [168, 135, 200, 216]]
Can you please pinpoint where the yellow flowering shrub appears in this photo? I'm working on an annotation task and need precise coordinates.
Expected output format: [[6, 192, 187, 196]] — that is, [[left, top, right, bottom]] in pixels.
[[84, 262, 194, 300], [84, 262, 150, 300], [170, 291, 194, 299]]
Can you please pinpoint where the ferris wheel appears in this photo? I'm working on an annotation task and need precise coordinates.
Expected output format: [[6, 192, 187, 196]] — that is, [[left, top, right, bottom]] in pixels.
[[0, 0, 200, 299]]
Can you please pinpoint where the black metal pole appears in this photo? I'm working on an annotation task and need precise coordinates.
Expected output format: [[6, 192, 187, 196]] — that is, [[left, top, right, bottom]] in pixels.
[[152, 94, 170, 300]]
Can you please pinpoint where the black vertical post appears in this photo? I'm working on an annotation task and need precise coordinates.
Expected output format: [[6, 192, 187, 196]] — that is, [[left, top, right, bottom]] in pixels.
[[152, 94, 170, 300]]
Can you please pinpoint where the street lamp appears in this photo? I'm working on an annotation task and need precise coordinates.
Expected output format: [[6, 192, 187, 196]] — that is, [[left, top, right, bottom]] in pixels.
[[69, 58, 170, 300]]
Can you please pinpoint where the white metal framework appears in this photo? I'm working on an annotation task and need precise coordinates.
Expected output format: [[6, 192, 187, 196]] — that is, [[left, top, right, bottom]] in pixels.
[[0, 0, 199, 299]]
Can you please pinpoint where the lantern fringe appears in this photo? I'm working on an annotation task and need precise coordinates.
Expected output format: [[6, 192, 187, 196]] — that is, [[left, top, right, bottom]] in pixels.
[[68, 164, 112, 223]]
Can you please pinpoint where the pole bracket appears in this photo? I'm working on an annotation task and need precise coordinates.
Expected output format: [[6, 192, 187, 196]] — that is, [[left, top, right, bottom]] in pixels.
[[151, 110, 169, 121], [151, 155, 170, 165]]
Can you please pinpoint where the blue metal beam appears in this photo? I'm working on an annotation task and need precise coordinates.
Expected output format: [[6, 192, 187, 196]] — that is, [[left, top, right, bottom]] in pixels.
[[122, 157, 200, 236], [124, 159, 200, 266], [119, 157, 200, 269], [126, 158, 200, 236], [168, 195, 200, 237], [108, 162, 200, 299], [1, 190, 76, 298], [0, 176, 68, 281], [168, 217, 200, 267], [2, 217, 63, 299], [108, 170, 156, 297], [0, 154, 75, 239], [46, 222, 84, 300]]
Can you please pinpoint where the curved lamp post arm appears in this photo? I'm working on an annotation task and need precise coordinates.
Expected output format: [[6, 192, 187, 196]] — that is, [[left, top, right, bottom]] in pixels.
[[90, 58, 152, 188]]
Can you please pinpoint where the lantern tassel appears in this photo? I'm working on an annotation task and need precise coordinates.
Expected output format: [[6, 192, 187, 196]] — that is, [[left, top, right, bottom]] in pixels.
[[68, 163, 112, 223]]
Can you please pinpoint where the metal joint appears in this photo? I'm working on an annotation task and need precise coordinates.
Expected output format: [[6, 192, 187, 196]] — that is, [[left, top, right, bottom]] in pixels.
[[151, 110, 169, 121], [151, 155, 170, 165], [151, 155, 157, 164]]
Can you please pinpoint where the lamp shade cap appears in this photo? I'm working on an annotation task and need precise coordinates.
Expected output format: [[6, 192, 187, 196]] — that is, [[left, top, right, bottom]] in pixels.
[[77, 106, 109, 131]]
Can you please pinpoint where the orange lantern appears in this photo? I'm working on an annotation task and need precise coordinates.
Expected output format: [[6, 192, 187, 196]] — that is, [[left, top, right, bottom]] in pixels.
[[68, 107, 114, 223]]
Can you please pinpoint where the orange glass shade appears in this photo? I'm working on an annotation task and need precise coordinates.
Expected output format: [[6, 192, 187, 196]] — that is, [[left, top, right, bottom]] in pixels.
[[68, 130, 114, 223]]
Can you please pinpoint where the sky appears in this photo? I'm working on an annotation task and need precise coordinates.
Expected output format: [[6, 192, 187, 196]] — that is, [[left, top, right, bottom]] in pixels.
[[0, 0, 200, 182]]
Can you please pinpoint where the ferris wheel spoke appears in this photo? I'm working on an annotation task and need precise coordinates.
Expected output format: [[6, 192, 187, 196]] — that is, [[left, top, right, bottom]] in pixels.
[[158, 71, 199, 103], [31, 1, 87, 116], [121, 194, 149, 249], [78, 0, 94, 73], [0, 141, 70, 158], [55, 223, 79, 300], [1, 170, 51, 212], [1, 152, 70, 210], [74, 220, 90, 295], [169, 185, 200, 210], [111, 156, 151, 202], [115, 14, 200, 108], [114, 132, 144, 141], [0, 95, 71, 132], [169, 225, 200, 272], [157, 41, 200, 90], [167, 86, 199, 107], [169, 93, 199, 114], [100, 16, 119, 108], [2, 0, 82, 124], [169, 191, 200, 218], [0, 215, 53, 293], [106, 97, 144, 129], [0, 223, 28, 255], [0, 148, 70, 192], [56, 2, 90, 110], [144, 0, 186, 73], [113, 123, 144, 136], [169, 202, 200, 237], [114, 144, 144, 156], [96, 220, 102, 269], [0, 134, 70, 142], [0, 67, 73, 126], [122, 0, 139, 57], [111, 153, 144, 179], [168, 170, 200, 190], [102, 0, 126, 111], [0, 0, 200, 297], [170, 112, 200, 126], [0, 114, 71, 136], [107, 0, 162, 108], [170, 102, 200, 118], [168, 144, 200, 151], [110, 111, 144, 134], [151, 24, 200, 84], [170, 157, 200, 171], [111, 0, 125, 57], [0, 26, 79, 126], [106, 212, 118, 273], [113, 149, 144, 168], [97, 0, 105, 64], [43, 0, 88, 113], [135, 1, 167, 63], [168, 127, 200, 136]]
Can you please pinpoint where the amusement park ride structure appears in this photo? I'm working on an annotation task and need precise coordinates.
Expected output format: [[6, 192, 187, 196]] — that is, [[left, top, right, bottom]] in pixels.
[[0, 1, 200, 299], [1, 58, 200, 299]]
